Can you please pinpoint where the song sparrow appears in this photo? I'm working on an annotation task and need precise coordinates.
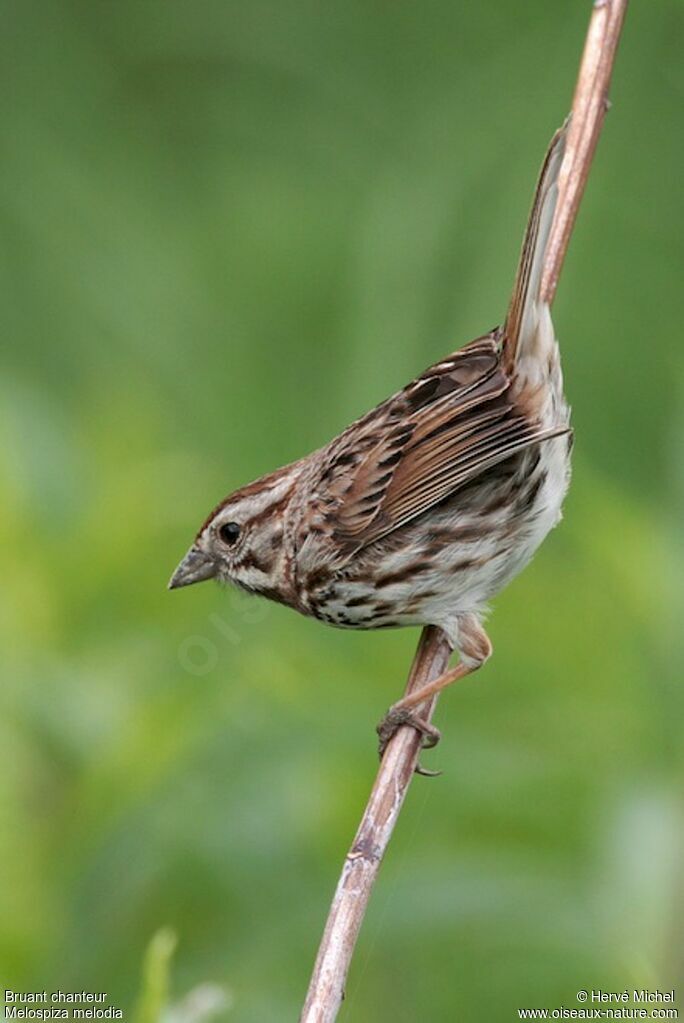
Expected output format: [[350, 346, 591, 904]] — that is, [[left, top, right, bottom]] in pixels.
[[170, 125, 572, 761]]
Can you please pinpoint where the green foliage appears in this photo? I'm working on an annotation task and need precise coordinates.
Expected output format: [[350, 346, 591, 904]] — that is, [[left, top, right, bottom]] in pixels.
[[1, 2, 682, 1020], [135, 930, 177, 1023]]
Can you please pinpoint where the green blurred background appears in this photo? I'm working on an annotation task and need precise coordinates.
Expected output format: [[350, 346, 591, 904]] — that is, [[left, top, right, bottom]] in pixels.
[[1, 1, 683, 1020]]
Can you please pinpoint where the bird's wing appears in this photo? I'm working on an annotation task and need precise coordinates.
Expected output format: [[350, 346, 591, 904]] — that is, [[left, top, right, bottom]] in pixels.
[[309, 334, 567, 557]]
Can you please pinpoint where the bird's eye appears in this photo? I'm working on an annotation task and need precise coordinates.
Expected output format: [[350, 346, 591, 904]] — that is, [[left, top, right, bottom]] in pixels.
[[218, 521, 241, 546]]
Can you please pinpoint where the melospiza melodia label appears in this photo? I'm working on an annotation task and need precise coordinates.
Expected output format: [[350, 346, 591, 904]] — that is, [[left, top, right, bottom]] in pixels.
[[170, 126, 572, 758]]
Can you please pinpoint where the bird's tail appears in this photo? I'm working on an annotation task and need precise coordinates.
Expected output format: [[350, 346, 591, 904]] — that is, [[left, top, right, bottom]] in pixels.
[[503, 124, 567, 374]]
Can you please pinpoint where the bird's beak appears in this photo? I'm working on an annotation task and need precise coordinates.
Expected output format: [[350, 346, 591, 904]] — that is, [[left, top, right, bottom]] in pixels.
[[168, 545, 217, 590]]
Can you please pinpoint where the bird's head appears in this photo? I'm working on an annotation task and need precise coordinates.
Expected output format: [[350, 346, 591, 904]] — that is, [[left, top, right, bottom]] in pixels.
[[168, 464, 301, 602]]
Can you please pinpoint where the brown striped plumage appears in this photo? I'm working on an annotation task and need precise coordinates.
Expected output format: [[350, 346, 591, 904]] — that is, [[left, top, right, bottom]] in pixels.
[[170, 125, 573, 759]]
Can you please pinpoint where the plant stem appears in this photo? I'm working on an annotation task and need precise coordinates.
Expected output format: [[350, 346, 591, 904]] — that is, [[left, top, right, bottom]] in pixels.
[[300, 3, 628, 1019], [540, 0, 628, 304], [299, 626, 451, 1023]]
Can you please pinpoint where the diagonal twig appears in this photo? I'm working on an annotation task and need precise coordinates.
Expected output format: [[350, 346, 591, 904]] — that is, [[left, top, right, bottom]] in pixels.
[[300, 627, 451, 1022], [541, 0, 628, 304], [300, 4, 628, 1020]]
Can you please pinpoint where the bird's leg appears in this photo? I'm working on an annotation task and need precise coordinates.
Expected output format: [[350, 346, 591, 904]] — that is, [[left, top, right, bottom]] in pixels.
[[376, 615, 492, 772], [375, 663, 472, 772]]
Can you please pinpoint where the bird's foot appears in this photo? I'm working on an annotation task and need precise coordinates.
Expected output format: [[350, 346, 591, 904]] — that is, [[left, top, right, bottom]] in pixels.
[[376, 706, 442, 776]]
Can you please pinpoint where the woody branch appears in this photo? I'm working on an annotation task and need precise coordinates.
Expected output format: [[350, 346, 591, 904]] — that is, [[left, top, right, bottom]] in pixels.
[[299, 3, 628, 1021]]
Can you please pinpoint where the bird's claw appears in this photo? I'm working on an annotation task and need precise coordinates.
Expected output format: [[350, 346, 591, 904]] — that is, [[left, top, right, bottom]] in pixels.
[[376, 705, 442, 776]]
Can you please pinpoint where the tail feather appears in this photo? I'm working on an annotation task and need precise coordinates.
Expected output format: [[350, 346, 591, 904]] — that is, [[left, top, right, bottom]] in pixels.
[[503, 123, 567, 372]]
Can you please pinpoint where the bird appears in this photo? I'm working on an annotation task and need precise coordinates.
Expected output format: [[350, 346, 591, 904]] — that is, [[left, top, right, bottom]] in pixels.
[[169, 124, 572, 763]]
